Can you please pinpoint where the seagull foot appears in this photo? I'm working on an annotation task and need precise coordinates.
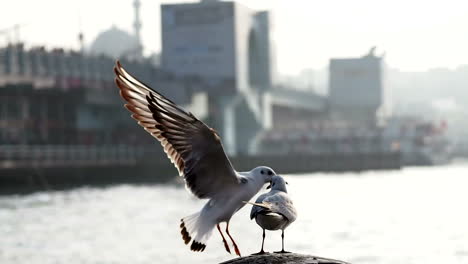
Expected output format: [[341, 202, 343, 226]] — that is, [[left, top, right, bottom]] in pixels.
[[274, 250, 291, 254], [234, 245, 241, 257], [252, 250, 268, 255], [222, 240, 231, 254]]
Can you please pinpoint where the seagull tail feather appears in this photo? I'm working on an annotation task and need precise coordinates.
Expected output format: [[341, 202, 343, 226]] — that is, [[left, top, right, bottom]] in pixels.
[[180, 212, 213, 252]]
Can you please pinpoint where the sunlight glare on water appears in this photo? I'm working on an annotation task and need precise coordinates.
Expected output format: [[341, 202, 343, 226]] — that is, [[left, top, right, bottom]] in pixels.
[[1, 165, 467, 264]]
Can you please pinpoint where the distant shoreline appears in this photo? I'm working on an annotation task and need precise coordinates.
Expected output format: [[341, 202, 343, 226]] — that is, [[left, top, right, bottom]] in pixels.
[[0, 152, 401, 195]]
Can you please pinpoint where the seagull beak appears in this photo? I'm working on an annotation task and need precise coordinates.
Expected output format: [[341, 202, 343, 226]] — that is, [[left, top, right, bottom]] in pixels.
[[266, 181, 272, 189]]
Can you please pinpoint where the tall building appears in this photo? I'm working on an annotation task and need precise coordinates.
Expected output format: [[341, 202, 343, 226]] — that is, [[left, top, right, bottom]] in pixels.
[[161, 0, 275, 94], [160, 1, 277, 154], [328, 49, 388, 125]]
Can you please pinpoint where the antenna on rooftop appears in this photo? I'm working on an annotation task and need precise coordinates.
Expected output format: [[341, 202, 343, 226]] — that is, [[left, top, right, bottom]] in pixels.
[[0, 24, 27, 44]]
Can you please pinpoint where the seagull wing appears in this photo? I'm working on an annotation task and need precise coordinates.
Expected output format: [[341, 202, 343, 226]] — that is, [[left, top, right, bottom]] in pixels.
[[263, 192, 297, 223], [250, 193, 270, 219], [114, 61, 239, 199]]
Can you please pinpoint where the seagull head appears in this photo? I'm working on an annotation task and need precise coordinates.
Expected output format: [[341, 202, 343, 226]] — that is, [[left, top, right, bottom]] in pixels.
[[251, 166, 276, 184], [266, 175, 288, 193]]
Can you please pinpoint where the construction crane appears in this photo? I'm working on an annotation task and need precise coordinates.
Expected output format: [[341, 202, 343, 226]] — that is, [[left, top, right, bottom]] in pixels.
[[0, 24, 27, 44]]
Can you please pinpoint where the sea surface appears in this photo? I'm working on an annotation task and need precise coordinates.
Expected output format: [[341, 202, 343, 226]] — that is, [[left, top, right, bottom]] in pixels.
[[1, 165, 467, 264]]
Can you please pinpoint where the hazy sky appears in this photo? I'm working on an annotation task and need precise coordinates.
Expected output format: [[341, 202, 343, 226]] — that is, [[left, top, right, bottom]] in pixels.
[[2, 0, 468, 74]]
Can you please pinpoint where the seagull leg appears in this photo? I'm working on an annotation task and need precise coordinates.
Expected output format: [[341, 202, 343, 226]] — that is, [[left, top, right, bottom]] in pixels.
[[252, 228, 267, 255], [217, 224, 231, 254], [225, 222, 241, 257], [274, 230, 291, 254]]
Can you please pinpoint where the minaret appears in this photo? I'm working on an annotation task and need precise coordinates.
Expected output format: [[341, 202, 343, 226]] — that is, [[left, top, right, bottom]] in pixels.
[[133, 0, 143, 58], [78, 32, 84, 54], [77, 11, 85, 54]]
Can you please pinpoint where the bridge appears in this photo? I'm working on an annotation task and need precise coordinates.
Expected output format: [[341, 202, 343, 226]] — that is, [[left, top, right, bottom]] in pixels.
[[0, 0, 329, 157], [208, 87, 326, 155], [159, 1, 328, 155], [0, 144, 400, 194]]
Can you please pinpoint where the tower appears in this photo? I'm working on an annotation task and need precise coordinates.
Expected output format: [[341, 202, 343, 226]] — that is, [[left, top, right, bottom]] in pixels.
[[78, 32, 84, 54], [133, 0, 143, 58], [161, 1, 275, 154], [161, 1, 274, 92]]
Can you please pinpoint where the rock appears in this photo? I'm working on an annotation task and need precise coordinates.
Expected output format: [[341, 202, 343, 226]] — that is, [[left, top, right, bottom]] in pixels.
[[219, 252, 350, 264]]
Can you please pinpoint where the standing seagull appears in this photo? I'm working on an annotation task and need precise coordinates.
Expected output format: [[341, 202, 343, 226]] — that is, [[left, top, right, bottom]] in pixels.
[[113, 61, 276, 256], [249, 175, 297, 254]]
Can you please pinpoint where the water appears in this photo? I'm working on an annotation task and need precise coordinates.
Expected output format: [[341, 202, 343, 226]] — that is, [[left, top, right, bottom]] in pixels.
[[1, 165, 467, 264]]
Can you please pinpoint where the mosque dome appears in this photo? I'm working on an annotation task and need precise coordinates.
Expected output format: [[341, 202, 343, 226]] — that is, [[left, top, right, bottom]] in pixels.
[[89, 26, 139, 58]]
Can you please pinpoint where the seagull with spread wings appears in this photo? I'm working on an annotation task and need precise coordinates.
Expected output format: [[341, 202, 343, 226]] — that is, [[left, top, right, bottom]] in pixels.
[[113, 61, 276, 257]]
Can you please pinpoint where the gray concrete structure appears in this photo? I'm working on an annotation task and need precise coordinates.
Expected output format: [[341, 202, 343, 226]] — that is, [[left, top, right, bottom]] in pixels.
[[161, 1, 275, 93], [329, 50, 387, 125], [160, 1, 327, 155]]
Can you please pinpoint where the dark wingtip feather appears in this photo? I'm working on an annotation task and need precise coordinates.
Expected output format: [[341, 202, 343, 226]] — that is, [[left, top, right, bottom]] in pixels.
[[190, 240, 206, 252], [180, 219, 192, 245]]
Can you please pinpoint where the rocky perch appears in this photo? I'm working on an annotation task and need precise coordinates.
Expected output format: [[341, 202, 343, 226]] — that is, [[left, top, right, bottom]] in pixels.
[[220, 252, 350, 264]]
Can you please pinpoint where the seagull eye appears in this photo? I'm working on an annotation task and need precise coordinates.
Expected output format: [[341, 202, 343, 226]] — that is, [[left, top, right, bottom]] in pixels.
[[260, 170, 264, 175], [267, 171, 273, 176]]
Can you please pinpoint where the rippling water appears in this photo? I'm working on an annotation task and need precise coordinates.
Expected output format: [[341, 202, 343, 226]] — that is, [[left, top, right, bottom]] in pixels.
[[1, 165, 468, 264]]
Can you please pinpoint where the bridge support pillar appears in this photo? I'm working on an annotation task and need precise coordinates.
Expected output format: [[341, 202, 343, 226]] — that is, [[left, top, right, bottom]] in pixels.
[[207, 93, 265, 156]]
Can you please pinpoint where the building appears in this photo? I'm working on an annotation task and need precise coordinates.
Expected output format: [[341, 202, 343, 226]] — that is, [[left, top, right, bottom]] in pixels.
[[160, 0, 280, 154], [0, 1, 326, 156], [161, 0, 275, 93], [0, 84, 82, 144], [89, 0, 144, 60], [328, 48, 388, 125], [89, 26, 141, 60], [0, 44, 194, 146]]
